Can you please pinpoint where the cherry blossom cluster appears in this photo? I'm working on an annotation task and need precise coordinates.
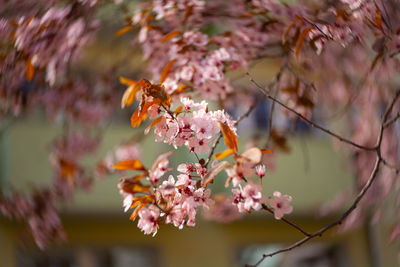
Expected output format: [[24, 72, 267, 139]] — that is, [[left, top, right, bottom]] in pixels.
[[115, 76, 293, 235], [150, 97, 235, 153], [116, 148, 293, 236]]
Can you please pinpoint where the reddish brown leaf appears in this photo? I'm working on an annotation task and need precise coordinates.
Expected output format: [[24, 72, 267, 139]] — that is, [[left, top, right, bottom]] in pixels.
[[25, 15, 35, 27], [270, 129, 290, 152], [282, 18, 300, 44], [295, 27, 313, 59], [113, 159, 145, 171], [375, 10, 383, 31], [296, 94, 315, 108], [182, 5, 193, 24], [160, 59, 176, 84], [119, 179, 151, 195], [161, 30, 181, 43], [121, 82, 141, 109], [25, 57, 34, 81], [59, 159, 77, 187], [120, 76, 137, 86], [336, 8, 349, 21], [261, 149, 273, 154], [144, 116, 163, 135], [171, 84, 191, 95], [114, 26, 134, 37], [218, 122, 238, 152], [131, 101, 154, 128], [130, 203, 148, 221]]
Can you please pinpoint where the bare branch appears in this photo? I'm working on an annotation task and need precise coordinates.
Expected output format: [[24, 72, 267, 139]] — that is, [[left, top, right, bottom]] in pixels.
[[285, 64, 317, 92], [247, 72, 377, 151], [383, 112, 400, 128], [262, 204, 311, 237], [381, 158, 400, 174], [204, 133, 222, 168]]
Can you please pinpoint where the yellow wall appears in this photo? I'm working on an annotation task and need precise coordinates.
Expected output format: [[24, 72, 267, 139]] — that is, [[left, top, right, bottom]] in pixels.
[[1, 215, 372, 267]]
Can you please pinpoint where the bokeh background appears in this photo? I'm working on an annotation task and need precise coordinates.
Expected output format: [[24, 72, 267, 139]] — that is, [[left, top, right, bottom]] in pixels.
[[1, 2, 400, 267]]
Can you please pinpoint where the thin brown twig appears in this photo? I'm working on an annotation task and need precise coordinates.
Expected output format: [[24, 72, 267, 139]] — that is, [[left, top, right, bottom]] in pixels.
[[285, 64, 317, 92], [204, 133, 222, 168], [381, 158, 400, 174], [262, 204, 311, 237], [235, 97, 265, 126], [247, 72, 377, 151], [383, 112, 400, 128]]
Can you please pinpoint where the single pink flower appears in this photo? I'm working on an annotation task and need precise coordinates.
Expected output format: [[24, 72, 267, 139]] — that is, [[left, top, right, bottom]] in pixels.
[[269, 191, 293, 220], [137, 207, 160, 236]]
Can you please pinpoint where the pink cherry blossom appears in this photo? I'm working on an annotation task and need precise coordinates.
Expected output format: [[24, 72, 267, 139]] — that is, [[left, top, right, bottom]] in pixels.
[[268, 191, 293, 220], [137, 207, 160, 236]]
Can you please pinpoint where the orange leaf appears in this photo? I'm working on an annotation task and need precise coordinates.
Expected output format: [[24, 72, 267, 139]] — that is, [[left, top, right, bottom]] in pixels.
[[218, 122, 238, 152], [113, 159, 145, 171], [25, 15, 35, 27], [114, 26, 134, 37], [161, 30, 181, 43], [130, 101, 153, 128], [375, 10, 382, 31], [282, 17, 300, 44], [215, 149, 234, 160], [261, 149, 273, 154], [182, 6, 193, 24], [121, 83, 141, 109], [144, 116, 163, 135], [131, 195, 154, 208], [174, 105, 183, 114], [295, 27, 313, 59], [130, 203, 148, 221], [120, 180, 151, 194], [171, 84, 191, 95], [160, 59, 176, 84], [25, 57, 34, 81], [59, 159, 76, 187], [120, 76, 138, 86]]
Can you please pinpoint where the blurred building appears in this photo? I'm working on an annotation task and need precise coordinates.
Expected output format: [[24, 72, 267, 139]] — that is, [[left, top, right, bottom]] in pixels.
[[1, 112, 397, 267]]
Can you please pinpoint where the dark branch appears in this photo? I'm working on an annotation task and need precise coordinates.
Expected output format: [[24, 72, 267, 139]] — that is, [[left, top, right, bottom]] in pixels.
[[247, 72, 377, 151]]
